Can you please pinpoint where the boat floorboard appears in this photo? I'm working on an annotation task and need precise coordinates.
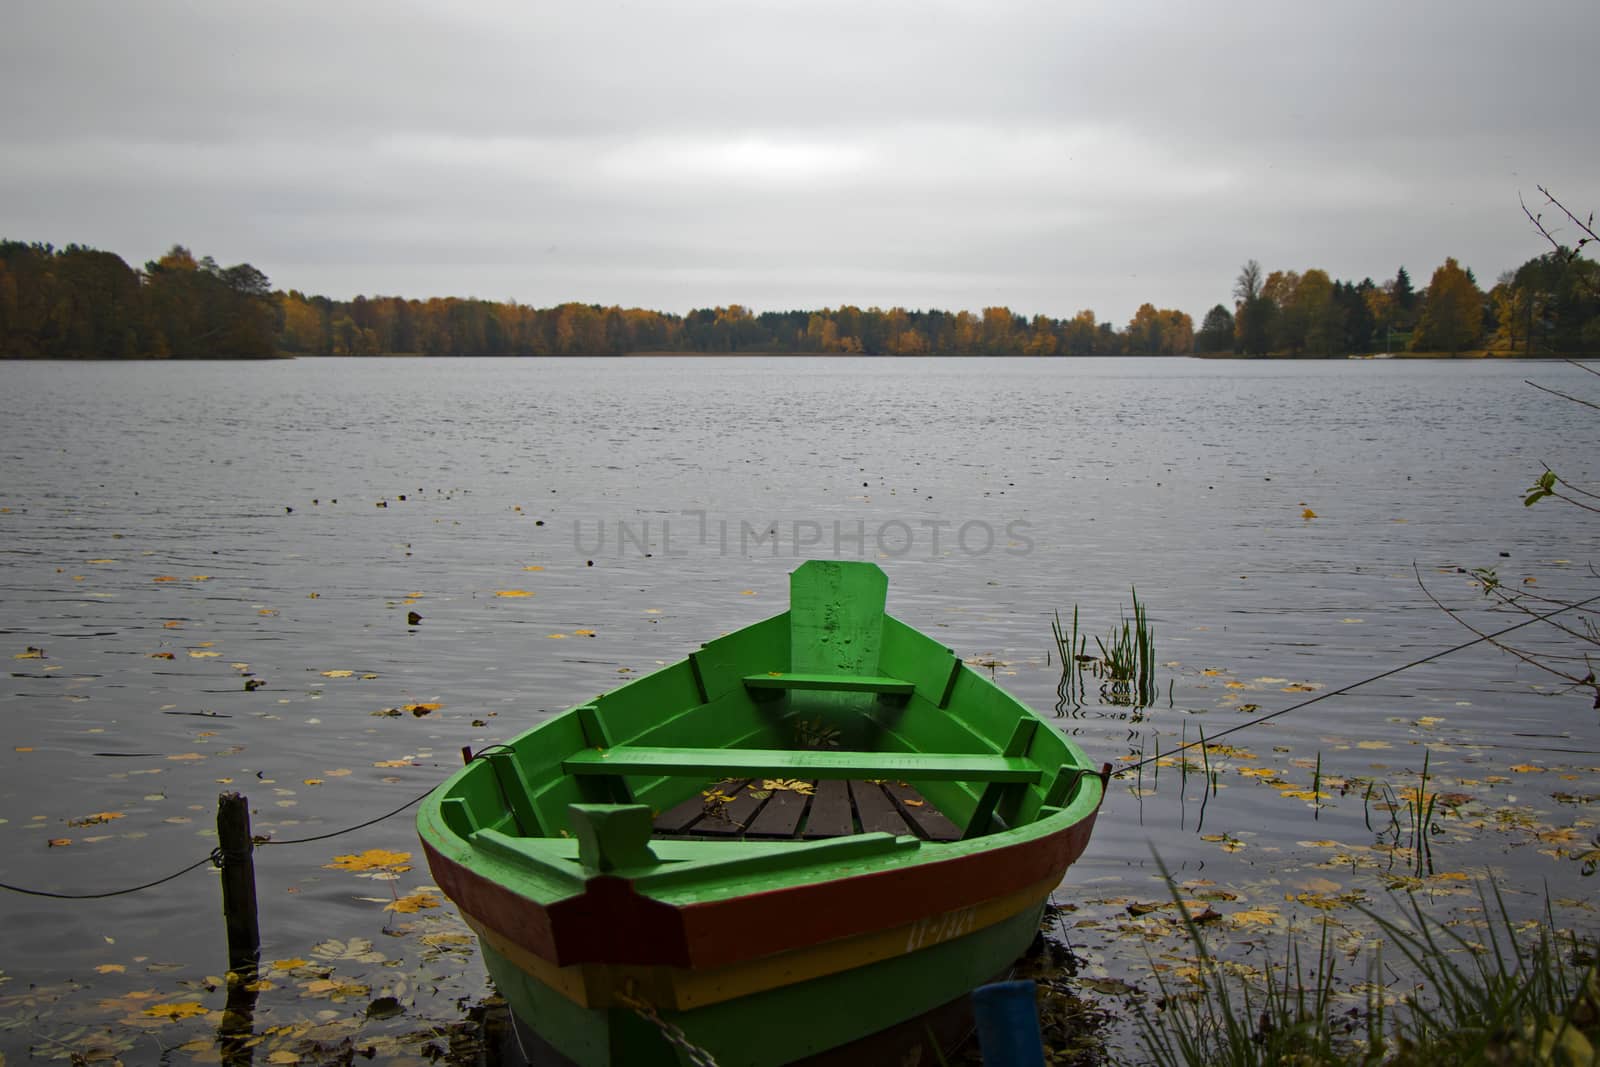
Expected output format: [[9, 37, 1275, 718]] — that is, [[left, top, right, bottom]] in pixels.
[[652, 778, 963, 842]]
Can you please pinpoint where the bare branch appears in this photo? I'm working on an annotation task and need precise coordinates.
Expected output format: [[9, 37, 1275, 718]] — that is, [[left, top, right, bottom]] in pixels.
[[1416, 566, 1596, 696], [1525, 379, 1600, 412]]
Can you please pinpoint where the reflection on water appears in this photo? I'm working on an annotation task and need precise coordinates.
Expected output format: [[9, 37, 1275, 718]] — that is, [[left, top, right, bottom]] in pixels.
[[1, 357, 1596, 1061]]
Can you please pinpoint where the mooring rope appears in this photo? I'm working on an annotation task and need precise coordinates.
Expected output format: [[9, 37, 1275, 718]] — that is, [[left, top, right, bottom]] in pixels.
[[1114, 590, 1600, 777], [0, 784, 437, 900], [0, 851, 223, 900]]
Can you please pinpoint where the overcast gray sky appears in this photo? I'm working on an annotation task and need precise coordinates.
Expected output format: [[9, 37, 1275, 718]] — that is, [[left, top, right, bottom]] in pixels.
[[3, 0, 1596, 325]]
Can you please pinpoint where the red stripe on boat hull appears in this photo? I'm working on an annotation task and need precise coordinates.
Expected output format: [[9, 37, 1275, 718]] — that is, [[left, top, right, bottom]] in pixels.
[[421, 808, 1097, 971]]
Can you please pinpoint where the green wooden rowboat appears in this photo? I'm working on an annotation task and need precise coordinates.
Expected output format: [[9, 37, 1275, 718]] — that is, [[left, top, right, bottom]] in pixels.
[[418, 560, 1107, 1065]]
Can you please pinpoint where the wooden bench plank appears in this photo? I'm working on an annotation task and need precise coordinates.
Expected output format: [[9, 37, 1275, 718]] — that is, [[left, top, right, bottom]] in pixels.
[[743, 672, 915, 695], [801, 779, 855, 839], [743, 786, 811, 839], [564, 746, 1041, 783], [881, 780, 964, 843], [653, 790, 715, 835], [850, 780, 912, 836], [691, 780, 768, 838]]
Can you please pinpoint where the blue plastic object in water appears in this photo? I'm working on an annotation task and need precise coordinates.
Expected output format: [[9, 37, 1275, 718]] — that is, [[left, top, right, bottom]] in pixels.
[[971, 979, 1045, 1066]]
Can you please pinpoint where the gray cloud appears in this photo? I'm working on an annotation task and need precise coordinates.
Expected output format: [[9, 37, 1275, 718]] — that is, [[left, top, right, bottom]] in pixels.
[[3, 0, 1595, 324]]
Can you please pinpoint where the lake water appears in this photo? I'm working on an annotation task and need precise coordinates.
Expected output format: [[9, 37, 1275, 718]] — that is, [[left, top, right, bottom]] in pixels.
[[1, 356, 1596, 1064]]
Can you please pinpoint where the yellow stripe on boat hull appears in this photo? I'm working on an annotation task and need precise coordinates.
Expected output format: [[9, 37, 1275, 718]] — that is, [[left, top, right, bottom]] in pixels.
[[464, 875, 1057, 1011]]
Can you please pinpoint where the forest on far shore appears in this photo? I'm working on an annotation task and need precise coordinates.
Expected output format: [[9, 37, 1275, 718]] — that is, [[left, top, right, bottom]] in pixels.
[[2, 239, 1595, 359]]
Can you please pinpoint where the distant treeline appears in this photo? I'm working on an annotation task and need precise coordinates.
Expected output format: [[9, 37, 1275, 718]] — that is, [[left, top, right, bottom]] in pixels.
[[4, 238, 1594, 359], [0, 241, 278, 359], [1, 239, 1192, 358], [1198, 253, 1600, 356]]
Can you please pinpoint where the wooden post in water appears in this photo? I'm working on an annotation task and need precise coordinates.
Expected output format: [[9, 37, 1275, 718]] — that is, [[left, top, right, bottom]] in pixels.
[[216, 792, 260, 976]]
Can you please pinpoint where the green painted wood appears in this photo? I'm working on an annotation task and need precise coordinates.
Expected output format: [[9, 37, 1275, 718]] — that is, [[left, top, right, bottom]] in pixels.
[[743, 671, 914, 695], [569, 804, 659, 873], [878, 615, 964, 708], [564, 746, 1042, 783], [689, 613, 790, 700], [963, 719, 1041, 840], [790, 561, 888, 676], [1043, 764, 1090, 808], [486, 751, 546, 836], [439, 796, 478, 838], [576, 705, 610, 746], [470, 826, 919, 888]]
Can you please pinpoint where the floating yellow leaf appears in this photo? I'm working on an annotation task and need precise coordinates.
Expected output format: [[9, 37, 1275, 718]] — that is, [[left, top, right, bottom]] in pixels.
[[373, 758, 414, 768], [268, 1050, 301, 1064], [48, 838, 71, 847], [740, 590, 756, 595], [1357, 740, 1391, 749], [149, 652, 175, 660], [166, 753, 206, 761], [1510, 764, 1544, 773], [323, 849, 412, 873], [142, 1001, 209, 1020], [420, 932, 473, 949], [258, 608, 278, 616], [406, 702, 441, 716], [1229, 907, 1279, 927], [69, 811, 124, 827], [320, 669, 354, 678], [574, 629, 596, 636], [271, 958, 311, 971], [495, 589, 534, 598], [190, 575, 211, 582], [385, 890, 442, 913], [303, 778, 323, 786], [1200, 668, 1224, 677], [188, 650, 220, 658], [546, 633, 568, 639], [152, 576, 179, 583], [300, 978, 370, 999], [523, 565, 544, 572], [86, 558, 116, 564], [163, 620, 183, 628], [95, 963, 126, 974], [325, 768, 352, 777], [14, 647, 45, 660], [1302, 508, 1318, 519], [1281, 682, 1320, 692]]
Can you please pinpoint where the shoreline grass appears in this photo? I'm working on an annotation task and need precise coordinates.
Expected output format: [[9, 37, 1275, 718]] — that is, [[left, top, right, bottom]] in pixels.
[[1124, 870, 1599, 1067]]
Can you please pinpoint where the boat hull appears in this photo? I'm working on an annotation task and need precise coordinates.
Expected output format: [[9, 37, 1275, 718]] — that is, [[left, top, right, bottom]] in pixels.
[[480, 896, 1049, 1066]]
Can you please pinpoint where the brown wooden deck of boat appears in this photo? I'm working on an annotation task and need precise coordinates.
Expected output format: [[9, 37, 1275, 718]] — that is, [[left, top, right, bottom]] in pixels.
[[651, 779, 963, 842]]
